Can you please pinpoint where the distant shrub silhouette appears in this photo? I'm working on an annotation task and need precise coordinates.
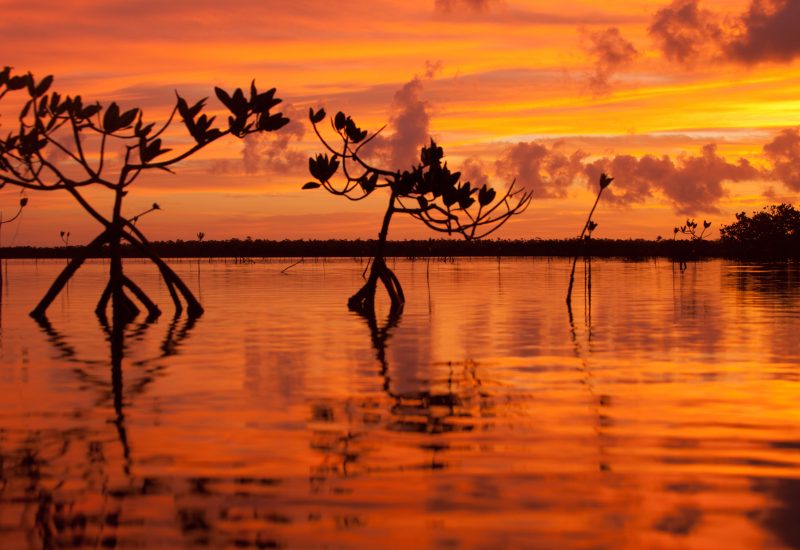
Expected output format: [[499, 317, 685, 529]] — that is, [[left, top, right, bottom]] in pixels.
[[566, 173, 612, 307], [304, 108, 532, 315], [0, 68, 288, 322], [720, 203, 800, 258]]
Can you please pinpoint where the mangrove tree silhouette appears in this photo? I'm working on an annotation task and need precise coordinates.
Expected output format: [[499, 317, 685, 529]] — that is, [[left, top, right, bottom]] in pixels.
[[0, 67, 288, 322], [304, 108, 532, 314]]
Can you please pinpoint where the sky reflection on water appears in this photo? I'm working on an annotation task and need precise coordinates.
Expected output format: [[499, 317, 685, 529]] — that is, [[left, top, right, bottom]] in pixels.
[[0, 258, 799, 549]]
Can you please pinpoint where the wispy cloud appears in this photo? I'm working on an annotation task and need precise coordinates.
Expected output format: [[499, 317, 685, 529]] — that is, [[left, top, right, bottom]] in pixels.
[[434, 0, 494, 14]]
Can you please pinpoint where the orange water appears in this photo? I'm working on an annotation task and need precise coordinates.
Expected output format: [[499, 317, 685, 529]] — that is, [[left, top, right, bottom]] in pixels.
[[0, 258, 799, 549]]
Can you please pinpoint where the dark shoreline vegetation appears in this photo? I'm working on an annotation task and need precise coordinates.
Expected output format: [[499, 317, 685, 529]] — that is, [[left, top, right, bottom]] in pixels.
[[3, 236, 798, 260]]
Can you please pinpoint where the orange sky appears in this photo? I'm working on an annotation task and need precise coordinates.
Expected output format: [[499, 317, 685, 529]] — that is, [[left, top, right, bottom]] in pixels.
[[1, 0, 799, 245]]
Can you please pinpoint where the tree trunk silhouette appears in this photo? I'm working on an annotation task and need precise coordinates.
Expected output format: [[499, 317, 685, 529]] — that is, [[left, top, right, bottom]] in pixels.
[[347, 194, 405, 315], [98, 193, 144, 324], [30, 218, 203, 321]]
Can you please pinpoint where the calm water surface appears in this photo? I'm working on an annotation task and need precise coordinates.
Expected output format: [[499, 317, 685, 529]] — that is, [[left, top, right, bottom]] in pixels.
[[1, 258, 799, 549]]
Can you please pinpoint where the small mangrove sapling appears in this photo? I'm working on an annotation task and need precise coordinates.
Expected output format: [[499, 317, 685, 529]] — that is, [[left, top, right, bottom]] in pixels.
[[566, 173, 613, 307], [0, 196, 28, 291]]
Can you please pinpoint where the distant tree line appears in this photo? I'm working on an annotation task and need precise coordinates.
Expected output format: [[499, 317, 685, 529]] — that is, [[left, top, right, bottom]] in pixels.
[[4, 207, 799, 262], [0, 236, 749, 260], [8, 201, 800, 261]]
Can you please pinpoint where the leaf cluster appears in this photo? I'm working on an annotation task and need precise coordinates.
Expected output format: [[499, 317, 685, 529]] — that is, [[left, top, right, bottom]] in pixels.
[[0, 68, 289, 196], [213, 81, 289, 138]]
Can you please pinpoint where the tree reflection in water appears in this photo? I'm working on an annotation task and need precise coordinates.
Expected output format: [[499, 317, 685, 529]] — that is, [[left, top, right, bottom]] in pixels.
[[0, 314, 195, 549], [309, 308, 494, 492]]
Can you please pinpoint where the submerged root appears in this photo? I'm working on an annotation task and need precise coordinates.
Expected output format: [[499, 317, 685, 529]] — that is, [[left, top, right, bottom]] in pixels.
[[348, 256, 404, 316], [30, 226, 201, 320]]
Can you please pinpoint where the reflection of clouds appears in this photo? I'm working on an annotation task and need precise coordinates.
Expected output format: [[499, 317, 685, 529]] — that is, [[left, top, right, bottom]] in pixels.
[[722, 264, 800, 362], [752, 477, 800, 549], [4, 259, 800, 547], [0, 315, 198, 549]]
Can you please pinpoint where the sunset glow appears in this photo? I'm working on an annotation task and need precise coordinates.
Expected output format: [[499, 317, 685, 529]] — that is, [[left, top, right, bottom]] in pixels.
[[2, 0, 799, 245]]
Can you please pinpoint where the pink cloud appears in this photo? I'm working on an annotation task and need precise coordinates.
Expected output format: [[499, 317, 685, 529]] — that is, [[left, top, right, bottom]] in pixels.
[[434, 0, 493, 13], [586, 144, 760, 214], [358, 69, 439, 171], [649, 0, 800, 65], [459, 157, 492, 188], [763, 127, 800, 190], [387, 77, 432, 169], [583, 27, 638, 94], [649, 0, 722, 65], [726, 0, 800, 63], [495, 142, 588, 199]]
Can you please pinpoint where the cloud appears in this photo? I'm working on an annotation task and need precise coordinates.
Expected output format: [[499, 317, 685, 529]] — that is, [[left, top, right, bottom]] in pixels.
[[361, 67, 440, 171], [387, 77, 432, 169], [584, 154, 662, 205], [726, 0, 800, 63], [649, 0, 800, 65], [434, 0, 493, 13], [583, 27, 638, 94], [495, 141, 588, 199], [586, 144, 760, 213], [763, 127, 800, 190], [649, 0, 723, 65], [459, 157, 492, 188], [212, 104, 306, 176]]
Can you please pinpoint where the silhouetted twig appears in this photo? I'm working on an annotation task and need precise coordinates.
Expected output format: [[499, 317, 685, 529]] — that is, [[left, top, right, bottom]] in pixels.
[[566, 173, 612, 307]]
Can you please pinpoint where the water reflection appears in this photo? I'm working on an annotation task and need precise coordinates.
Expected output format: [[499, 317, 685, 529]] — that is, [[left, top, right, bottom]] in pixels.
[[1, 314, 197, 549], [1, 259, 800, 548], [753, 477, 800, 550], [310, 308, 493, 491]]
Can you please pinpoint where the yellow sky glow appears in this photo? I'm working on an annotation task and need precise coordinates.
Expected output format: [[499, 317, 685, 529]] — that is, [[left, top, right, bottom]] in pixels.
[[1, 0, 799, 245]]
